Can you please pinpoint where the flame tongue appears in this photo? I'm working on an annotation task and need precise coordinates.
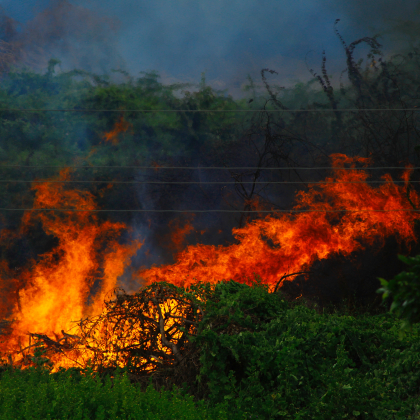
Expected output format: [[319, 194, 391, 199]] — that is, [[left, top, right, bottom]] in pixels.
[[139, 154, 420, 289], [0, 168, 142, 361]]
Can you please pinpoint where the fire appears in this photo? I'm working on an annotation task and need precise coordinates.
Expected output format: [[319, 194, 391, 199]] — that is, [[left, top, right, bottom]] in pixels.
[[103, 114, 132, 145], [0, 153, 418, 372], [0, 167, 142, 369], [139, 154, 420, 291]]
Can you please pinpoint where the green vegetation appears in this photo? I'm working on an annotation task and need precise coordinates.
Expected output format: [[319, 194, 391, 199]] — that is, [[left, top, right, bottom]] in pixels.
[[2, 277, 420, 419], [0, 365, 237, 420], [188, 279, 420, 420], [1, 21, 420, 419], [378, 254, 420, 335]]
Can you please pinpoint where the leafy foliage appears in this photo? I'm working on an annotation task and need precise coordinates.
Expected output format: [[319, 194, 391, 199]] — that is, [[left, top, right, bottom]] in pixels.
[[378, 254, 420, 334], [191, 280, 420, 420]]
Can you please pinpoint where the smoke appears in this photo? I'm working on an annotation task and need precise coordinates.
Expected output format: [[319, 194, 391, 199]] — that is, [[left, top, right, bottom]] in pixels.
[[0, 0, 124, 75], [1, 0, 419, 98]]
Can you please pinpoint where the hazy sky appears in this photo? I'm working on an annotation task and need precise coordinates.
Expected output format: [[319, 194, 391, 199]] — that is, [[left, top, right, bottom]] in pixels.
[[1, 0, 419, 99]]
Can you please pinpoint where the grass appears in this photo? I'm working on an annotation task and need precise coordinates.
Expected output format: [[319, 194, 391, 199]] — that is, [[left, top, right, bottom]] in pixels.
[[0, 364, 240, 420]]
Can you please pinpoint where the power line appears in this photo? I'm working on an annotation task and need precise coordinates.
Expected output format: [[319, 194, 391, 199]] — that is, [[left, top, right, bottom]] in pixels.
[[0, 165, 417, 170], [0, 108, 419, 113], [0, 208, 418, 213], [1, 180, 419, 185]]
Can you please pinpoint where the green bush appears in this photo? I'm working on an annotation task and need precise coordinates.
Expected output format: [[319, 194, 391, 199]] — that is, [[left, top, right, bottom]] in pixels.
[[378, 254, 420, 335], [190, 279, 420, 420]]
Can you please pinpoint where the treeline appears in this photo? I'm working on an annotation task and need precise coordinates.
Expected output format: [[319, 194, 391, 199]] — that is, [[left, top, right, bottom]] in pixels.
[[0, 22, 418, 215]]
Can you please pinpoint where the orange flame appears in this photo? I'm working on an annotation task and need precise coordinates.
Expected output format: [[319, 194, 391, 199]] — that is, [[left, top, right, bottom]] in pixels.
[[165, 218, 195, 257], [139, 154, 420, 290], [0, 168, 142, 368], [103, 114, 132, 145]]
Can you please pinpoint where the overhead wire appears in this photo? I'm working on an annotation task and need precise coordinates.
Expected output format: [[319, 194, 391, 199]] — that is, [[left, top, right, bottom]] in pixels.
[[0, 178, 417, 212], [0, 162, 418, 211], [0, 209, 418, 213], [0, 108, 419, 112], [0, 165, 417, 170], [0, 180, 418, 185]]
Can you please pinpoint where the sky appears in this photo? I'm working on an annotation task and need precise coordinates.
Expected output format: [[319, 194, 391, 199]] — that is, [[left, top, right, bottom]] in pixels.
[[0, 0, 419, 99]]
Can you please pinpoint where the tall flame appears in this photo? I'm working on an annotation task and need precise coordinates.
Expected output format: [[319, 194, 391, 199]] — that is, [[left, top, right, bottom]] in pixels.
[[0, 168, 142, 367]]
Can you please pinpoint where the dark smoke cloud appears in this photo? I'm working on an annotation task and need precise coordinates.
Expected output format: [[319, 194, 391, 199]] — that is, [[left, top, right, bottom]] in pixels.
[[0, 0, 419, 96], [0, 0, 124, 75], [78, 0, 420, 98]]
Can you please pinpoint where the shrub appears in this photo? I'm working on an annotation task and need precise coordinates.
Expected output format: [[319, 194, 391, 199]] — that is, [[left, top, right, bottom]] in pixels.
[[378, 254, 420, 335], [191, 279, 420, 419]]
